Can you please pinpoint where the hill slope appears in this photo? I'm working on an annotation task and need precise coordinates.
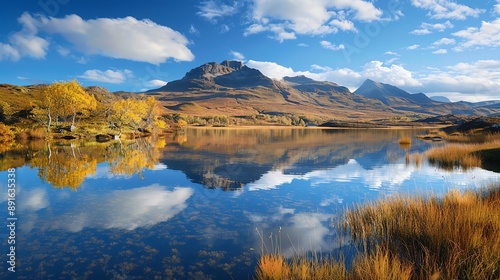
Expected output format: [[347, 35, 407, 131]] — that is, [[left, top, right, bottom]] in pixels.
[[2, 61, 500, 126], [353, 79, 498, 116], [148, 61, 403, 119], [148, 61, 500, 119]]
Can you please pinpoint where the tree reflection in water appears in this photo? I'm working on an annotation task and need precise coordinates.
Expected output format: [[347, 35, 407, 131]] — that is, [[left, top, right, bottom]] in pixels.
[[27, 137, 164, 190]]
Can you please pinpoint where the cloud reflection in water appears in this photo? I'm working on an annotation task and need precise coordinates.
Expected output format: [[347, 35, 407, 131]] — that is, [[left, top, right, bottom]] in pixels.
[[248, 206, 333, 258], [20, 184, 193, 232], [247, 159, 499, 192]]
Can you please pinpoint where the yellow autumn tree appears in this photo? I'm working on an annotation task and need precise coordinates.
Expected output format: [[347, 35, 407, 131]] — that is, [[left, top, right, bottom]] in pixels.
[[41, 80, 97, 131], [110, 95, 164, 134], [143, 96, 165, 131], [110, 98, 147, 134]]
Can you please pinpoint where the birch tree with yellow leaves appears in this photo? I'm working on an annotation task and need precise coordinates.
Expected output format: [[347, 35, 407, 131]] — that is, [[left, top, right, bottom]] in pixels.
[[41, 80, 97, 131], [110, 95, 164, 135]]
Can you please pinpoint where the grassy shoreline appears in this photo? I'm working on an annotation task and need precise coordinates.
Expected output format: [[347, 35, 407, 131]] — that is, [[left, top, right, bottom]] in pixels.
[[255, 185, 500, 280], [256, 130, 500, 279], [414, 131, 500, 171]]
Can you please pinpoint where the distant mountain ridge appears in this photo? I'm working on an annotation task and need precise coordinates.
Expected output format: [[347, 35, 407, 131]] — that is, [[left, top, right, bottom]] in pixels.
[[282, 75, 351, 95], [354, 79, 435, 106], [146, 60, 500, 118], [431, 96, 452, 103]]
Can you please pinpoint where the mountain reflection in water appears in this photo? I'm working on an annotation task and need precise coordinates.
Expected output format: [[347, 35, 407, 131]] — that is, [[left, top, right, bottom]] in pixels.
[[161, 128, 430, 190], [1, 128, 499, 279]]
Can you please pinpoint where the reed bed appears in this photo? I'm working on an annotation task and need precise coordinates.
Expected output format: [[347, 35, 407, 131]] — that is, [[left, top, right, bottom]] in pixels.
[[255, 186, 500, 280], [416, 130, 447, 140], [426, 140, 500, 170], [255, 255, 347, 280], [417, 130, 500, 144]]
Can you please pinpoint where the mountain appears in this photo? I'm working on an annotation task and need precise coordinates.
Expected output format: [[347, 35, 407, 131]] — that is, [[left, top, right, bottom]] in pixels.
[[151, 60, 275, 92], [149, 61, 395, 119], [146, 61, 499, 119], [463, 100, 500, 108], [354, 79, 435, 107], [430, 96, 452, 103], [351, 79, 500, 115], [2, 60, 499, 130], [282, 75, 350, 95]]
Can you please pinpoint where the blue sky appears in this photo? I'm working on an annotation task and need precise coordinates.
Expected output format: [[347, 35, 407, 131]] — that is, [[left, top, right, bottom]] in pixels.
[[1, 0, 500, 101]]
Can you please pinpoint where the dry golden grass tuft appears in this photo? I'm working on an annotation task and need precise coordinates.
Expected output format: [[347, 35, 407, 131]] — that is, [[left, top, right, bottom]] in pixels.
[[256, 185, 500, 280], [350, 247, 413, 280], [255, 255, 348, 280], [426, 139, 500, 170], [398, 136, 412, 145], [345, 185, 500, 280], [256, 255, 289, 280]]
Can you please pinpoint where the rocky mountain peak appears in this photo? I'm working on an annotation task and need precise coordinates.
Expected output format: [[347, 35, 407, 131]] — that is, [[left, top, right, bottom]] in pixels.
[[220, 60, 244, 71], [183, 61, 235, 80], [283, 75, 316, 84], [181, 60, 245, 81], [150, 60, 276, 92]]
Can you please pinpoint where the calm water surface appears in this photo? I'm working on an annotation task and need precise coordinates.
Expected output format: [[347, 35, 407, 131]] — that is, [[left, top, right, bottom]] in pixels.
[[1, 128, 499, 279]]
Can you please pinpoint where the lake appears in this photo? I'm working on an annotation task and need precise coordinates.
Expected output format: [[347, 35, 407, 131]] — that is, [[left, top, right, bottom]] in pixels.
[[1, 128, 499, 279]]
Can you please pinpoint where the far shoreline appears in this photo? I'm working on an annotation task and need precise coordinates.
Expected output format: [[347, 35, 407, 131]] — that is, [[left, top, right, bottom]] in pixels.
[[184, 124, 449, 130]]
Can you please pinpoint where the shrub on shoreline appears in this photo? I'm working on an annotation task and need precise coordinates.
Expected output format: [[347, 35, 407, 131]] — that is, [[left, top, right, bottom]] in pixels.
[[0, 123, 14, 143]]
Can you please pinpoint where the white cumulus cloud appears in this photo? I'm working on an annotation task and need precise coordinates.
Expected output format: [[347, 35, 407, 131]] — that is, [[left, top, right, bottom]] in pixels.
[[145, 79, 168, 88], [320, 40, 345, 51], [229, 50, 245, 60], [197, 0, 239, 21], [418, 60, 500, 101], [411, 0, 484, 20], [79, 69, 134, 84], [246, 60, 298, 79], [361, 61, 422, 87], [452, 18, 500, 51], [0, 13, 48, 61], [410, 20, 454, 35], [5, 13, 194, 64], [247, 59, 420, 91], [407, 44, 420, 50], [433, 38, 456, 46], [246, 0, 383, 41], [245, 58, 500, 101], [432, 49, 448, 54]]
